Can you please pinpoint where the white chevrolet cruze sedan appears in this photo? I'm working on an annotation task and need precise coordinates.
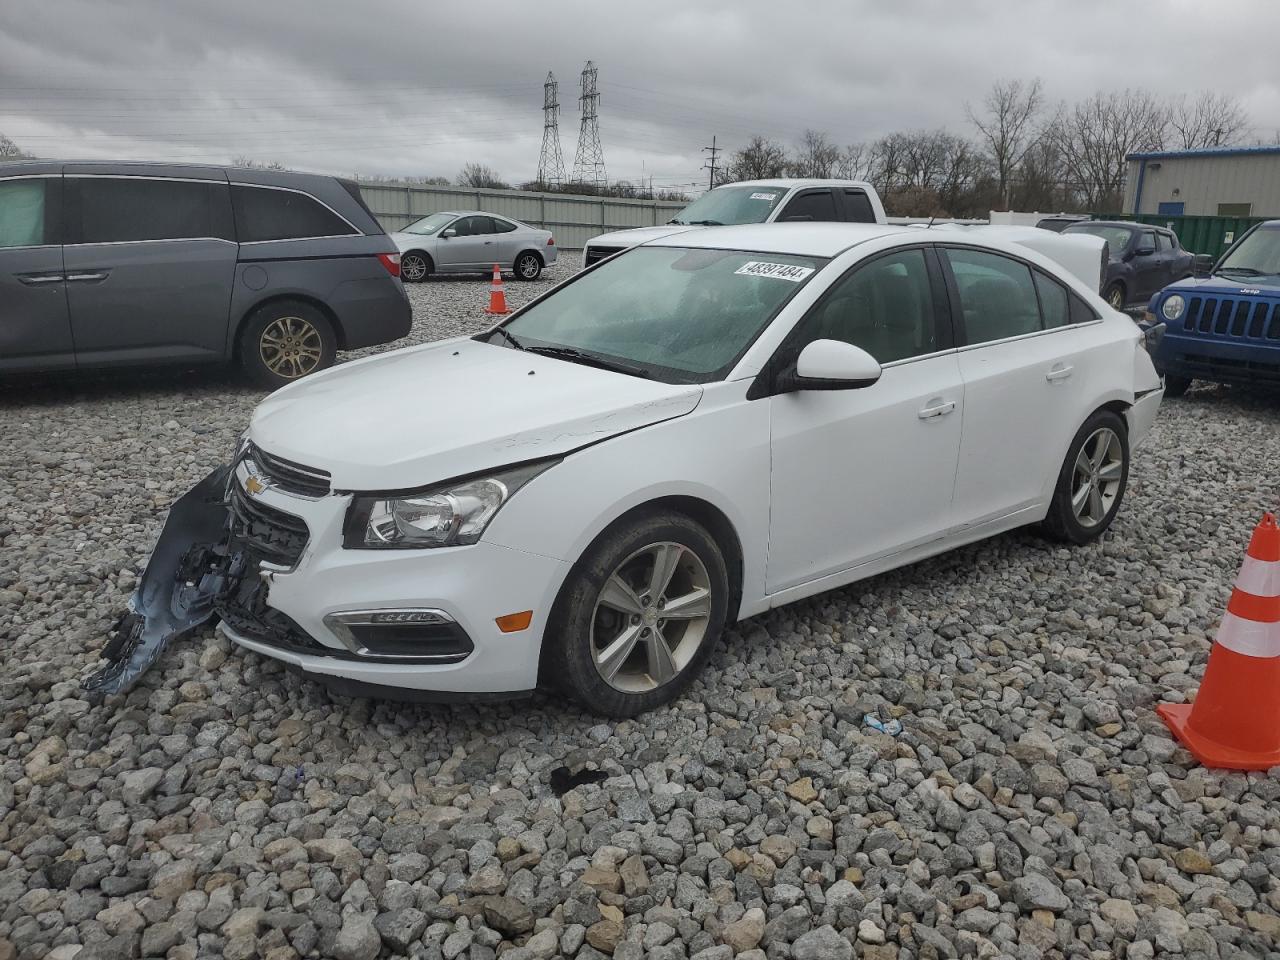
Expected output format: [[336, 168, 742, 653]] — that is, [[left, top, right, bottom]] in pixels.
[[93, 223, 1164, 716]]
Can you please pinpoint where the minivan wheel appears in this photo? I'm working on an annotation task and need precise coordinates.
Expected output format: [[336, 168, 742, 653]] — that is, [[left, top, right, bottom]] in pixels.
[[1041, 409, 1130, 544], [239, 301, 337, 390], [515, 252, 542, 281], [401, 252, 431, 282], [545, 511, 729, 717]]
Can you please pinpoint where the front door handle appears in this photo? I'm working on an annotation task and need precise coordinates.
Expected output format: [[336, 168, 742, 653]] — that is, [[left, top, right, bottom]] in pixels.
[[1046, 363, 1074, 383], [918, 400, 957, 419], [17, 273, 64, 285], [65, 272, 109, 283]]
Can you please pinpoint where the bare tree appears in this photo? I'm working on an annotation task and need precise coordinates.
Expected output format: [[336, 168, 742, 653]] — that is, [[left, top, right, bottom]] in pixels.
[[1168, 91, 1251, 149], [723, 135, 788, 182], [231, 155, 288, 171], [456, 163, 509, 189], [1051, 89, 1168, 210], [966, 78, 1044, 208], [788, 129, 841, 179], [1, 133, 31, 160], [836, 142, 873, 181]]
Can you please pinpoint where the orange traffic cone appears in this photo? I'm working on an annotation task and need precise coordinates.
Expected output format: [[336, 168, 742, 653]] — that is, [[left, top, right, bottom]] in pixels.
[[1157, 513, 1280, 770], [484, 264, 509, 315]]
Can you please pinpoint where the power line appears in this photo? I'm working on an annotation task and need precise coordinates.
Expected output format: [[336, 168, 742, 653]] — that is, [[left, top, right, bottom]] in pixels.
[[703, 135, 721, 189], [536, 71, 565, 187], [570, 61, 606, 189]]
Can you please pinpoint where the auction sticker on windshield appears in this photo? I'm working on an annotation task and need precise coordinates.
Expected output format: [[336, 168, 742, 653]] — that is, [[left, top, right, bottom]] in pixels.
[[735, 261, 815, 282], [750, 192, 778, 200]]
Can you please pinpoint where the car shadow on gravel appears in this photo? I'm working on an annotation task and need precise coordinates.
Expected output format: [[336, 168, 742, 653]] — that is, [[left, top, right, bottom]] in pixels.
[[0, 364, 264, 407]]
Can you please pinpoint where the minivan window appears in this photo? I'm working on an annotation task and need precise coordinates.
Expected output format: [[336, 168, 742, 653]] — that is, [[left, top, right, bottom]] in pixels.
[[232, 185, 357, 242], [78, 177, 224, 244], [0, 179, 49, 248]]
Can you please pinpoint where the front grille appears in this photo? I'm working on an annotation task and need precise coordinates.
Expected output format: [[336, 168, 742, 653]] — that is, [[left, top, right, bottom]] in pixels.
[[584, 245, 623, 267], [1174, 352, 1280, 387], [245, 443, 331, 498], [1183, 296, 1280, 341], [228, 482, 309, 567]]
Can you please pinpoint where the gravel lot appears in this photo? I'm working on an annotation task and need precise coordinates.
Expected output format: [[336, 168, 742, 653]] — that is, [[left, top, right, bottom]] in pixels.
[[2, 260, 1280, 960]]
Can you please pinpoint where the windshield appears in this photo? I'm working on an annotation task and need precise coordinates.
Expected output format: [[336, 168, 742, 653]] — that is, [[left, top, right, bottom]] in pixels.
[[495, 246, 825, 383], [400, 212, 456, 236], [1218, 225, 1280, 280], [671, 185, 787, 226], [1063, 223, 1134, 256]]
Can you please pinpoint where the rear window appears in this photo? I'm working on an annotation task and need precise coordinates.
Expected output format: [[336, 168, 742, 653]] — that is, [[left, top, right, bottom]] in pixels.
[[78, 177, 228, 243], [0, 178, 52, 247], [231, 185, 358, 242]]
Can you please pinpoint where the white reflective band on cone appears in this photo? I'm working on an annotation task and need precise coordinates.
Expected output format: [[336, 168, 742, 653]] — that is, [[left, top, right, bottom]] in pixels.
[[1216, 611, 1280, 658], [1234, 557, 1280, 598]]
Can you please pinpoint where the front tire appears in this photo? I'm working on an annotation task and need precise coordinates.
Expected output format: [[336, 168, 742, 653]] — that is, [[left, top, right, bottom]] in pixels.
[[544, 511, 729, 717], [1042, 410, 1130, 544], [1103, 282, 1126, 310], [238, 301, 337, 390], [401, 251, 432, 282], [514, 251, 542, 281]]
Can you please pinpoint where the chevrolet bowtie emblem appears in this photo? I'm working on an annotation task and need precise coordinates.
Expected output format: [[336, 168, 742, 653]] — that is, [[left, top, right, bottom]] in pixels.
[[245, 475, 266, 496]]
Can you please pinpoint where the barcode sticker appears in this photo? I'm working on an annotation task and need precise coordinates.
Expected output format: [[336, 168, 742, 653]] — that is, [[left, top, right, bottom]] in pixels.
[[735, 261, 814, 282], [749, 192, 778, 200]]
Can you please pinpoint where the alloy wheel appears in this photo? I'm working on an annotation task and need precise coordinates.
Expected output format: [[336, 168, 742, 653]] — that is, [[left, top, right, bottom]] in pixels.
[[1107, 287, 1124, 309], [590, 541, 713, 693], [517, 254, 539, 279], [402, 254, 428, 281], [1070, 427, 1124, 528], [259, 316, 324, 380]]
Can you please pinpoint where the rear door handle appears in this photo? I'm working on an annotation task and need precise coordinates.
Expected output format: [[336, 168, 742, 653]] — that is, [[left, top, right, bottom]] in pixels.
[[66, 272, 109, 283], [1046, 364, 1074, 383], [918, 400, 956, 419]]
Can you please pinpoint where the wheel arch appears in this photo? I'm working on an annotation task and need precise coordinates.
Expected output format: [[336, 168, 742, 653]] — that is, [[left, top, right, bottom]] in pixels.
[[517, 248, 545, 267], [235, 293, 347, 352]]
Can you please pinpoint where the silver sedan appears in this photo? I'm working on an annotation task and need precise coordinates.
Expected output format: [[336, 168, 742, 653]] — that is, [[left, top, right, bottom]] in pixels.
[[389, 210, 558, 282]]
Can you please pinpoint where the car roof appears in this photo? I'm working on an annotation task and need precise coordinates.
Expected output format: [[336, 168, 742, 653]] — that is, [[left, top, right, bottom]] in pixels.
[[428, 210, 521, 221], [720, 178, 875, 191], [1068, 220, 1140, 230], [645, 222, 912, 257]]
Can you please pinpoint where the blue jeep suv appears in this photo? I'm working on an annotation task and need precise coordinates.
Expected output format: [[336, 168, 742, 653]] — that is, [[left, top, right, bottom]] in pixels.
[[1148, 220, 1280, 396]]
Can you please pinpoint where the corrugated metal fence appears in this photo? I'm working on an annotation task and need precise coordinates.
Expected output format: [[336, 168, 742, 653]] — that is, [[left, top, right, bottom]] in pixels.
[[357, 182, 687, 249], [1094, 212, 1265, 257]]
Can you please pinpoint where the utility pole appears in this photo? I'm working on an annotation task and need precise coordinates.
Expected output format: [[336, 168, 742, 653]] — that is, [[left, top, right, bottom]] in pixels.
[[537, 71, 566, 188], [571, 61, 607, 189], [703, 135, 721, 190]]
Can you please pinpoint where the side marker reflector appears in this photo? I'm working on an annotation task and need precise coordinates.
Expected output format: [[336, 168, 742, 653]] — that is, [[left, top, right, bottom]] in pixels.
[[496, 611, 533, 633]]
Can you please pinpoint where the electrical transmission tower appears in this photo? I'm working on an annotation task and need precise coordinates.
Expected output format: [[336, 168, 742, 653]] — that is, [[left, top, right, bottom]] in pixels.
[[537, 72, 566, 187], [703, 135, 721, 189], [571, 60, 607, 189]]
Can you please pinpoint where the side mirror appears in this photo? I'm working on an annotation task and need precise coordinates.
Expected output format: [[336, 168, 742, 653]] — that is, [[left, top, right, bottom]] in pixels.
[[778, 339, 882, 392], [441, 228, 457, 239], [1193, 254, 1214, 277], [1134, 245, 1155, 257]]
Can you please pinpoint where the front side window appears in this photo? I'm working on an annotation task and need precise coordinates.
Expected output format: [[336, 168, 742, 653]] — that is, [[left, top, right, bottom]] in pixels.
[[498, 246, 825, 383], [1139, 230, 1157, 252], [793, 249, 937, 364], [79, 178, 221, 243], [671, 185, 786, 226], [0, 178, 49, 248], [1157, 232, 1173, 252], [452, 216, 494, 237], [777, 190, 838, 223], [401, 212, 454, 236], [231, 185, 356, 242], [945, 248, 1042, 344], [1217, 225, 1280, 283]]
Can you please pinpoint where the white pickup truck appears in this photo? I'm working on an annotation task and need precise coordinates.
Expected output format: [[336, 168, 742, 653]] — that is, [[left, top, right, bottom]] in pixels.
[[584, 178, 1106, 294]]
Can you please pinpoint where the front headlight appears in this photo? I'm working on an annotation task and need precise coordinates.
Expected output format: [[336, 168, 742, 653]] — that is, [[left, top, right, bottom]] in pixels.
[[345, 459, 558, 549], [1161, 295, 1185, 321]]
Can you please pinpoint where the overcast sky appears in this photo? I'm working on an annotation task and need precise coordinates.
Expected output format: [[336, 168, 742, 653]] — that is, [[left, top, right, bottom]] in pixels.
[[3, 0, 1279, 191]]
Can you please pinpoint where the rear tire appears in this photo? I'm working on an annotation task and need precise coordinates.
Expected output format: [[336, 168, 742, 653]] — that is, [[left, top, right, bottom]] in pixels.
[[1041, 409, 1130, 544], [1163, 375, 1192, 398], [238, 300, 337, 391], [401, 251, 432, 282], [514, 251, 542, 281], [543, 510, 729, 717]]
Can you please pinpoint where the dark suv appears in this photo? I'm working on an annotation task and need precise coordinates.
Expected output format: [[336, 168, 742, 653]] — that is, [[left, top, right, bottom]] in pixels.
[[0, 161, 411, 388], [1062, 220, 1195, 310]]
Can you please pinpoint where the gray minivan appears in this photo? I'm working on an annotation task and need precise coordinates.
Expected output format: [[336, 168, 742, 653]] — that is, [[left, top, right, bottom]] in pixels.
[[0, 161, 411, 388]]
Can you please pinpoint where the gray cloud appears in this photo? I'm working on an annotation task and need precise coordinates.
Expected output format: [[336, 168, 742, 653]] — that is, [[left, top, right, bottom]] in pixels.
[[3, 0, 1278, 190]]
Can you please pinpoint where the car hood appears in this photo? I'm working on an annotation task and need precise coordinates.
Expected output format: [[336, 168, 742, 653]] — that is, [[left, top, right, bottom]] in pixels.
[[247, 339, 703, 491], [1163, 274, 1280, 298], [388, 231, 433, 251], [588, 224, 700, 248]]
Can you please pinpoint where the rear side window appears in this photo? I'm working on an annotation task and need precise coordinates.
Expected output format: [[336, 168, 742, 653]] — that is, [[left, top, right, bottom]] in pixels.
[[1069, 291, 1098, 324], [777, 190, 838, 223], [843, 189, 877, 223], [489, 217, 518, 233], [231, 185, 357, 242], [1033, 272, 1070, 328], [78, 177, 228, 243], [0, 178, 53, 247], [944, 248, 1041, 344]]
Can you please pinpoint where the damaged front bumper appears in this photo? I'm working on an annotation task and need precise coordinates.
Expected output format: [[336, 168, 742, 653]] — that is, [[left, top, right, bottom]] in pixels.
[[84, 466, 241, 697]]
